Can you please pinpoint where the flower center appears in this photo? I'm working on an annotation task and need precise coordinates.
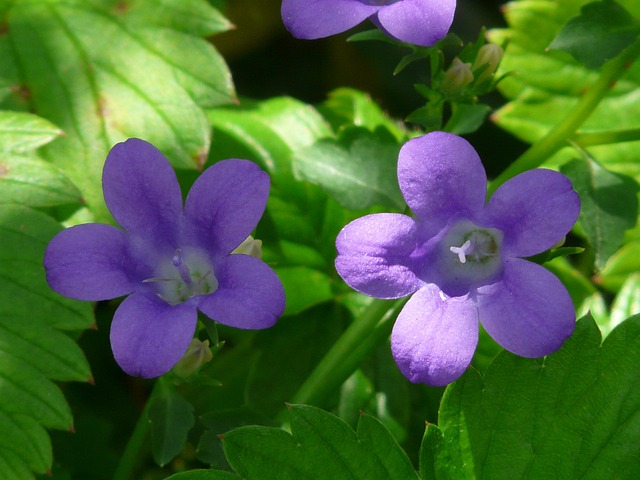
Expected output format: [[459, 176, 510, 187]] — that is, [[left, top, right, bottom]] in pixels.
[[435, 219, 503, 294], [144, 247, 218, 305]]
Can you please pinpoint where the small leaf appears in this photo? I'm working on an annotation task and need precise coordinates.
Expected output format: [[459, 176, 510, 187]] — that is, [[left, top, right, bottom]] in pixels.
[[444, 103, 491, 135], [293, 126, 404, 211], [549, 0, 640, 69], [0, 111, 62, 153], [561, 155, 639, 269], [147, 390, 195, 467], [0, 155, 82, 207]]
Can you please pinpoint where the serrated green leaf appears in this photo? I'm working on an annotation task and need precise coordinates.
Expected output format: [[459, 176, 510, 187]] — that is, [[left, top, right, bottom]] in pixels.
[[488, 0, 640, 182], [549, 0, 640, 69], [293, 126, 404, 211], [561, 155, 639, 269], [0, 0, 235, 221], [0, 412, 51, 478], [0, 204, 92, 478], [164, 470, 241, 480], [275, 266, 333, 316], [0, 155, 81, 207], [430, 315, 640, 479], [0, 111, 62, 153], [148, 390, 195, 467], [221, 404, 413, 480]]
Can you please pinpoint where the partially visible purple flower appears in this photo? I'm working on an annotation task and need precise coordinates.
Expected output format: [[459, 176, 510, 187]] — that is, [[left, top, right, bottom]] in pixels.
[[335, 132, 580, 386], [281, 0, 456, 47], [44, 139, 285, 378]]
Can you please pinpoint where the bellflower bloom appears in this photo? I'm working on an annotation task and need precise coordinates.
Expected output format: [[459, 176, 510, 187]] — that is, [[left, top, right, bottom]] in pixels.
[[335, 132, 580, 386], [44, 139, 285, 378], [281, 0, 456, 47]]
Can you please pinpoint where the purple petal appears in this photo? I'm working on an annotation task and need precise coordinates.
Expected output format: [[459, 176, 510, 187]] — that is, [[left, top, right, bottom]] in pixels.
[[103, 138, 182, 248], [335, 213, 423, 299], [281, 0, 380, 40], [476, 257, 575, 358], [398, 132, 487, 231], [184, 159, 270, 255], [391, 284, 479, 386], [44, 223, 137, 301], [484, 169, 580, 257], [198, 254, 285, 330], [376, 0, 456, 46], [110, 293, 197, 378]]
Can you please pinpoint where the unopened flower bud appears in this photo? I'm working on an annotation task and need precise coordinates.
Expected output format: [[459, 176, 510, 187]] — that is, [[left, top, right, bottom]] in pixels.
[[232, 235, 263, 259], [172, 338, 213, 378], [472, 43, 503, 84], [441, 58, 474, 96]]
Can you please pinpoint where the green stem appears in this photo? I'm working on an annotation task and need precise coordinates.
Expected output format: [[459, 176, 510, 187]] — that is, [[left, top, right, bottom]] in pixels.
[[488, 38, 640, 196], [288, 297, 406, 409], [113, 377, 167, 480], [572, 127, 640, 147]]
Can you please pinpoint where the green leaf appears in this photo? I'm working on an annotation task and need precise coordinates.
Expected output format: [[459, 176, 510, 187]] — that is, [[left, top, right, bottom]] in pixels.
[[429, 315, 640, 479], [318, 87, 406, 141], [164, 470, 241, 480], [356, 412, 419, 480], [561, 155, 639, 269], [208, 96, 333, 203], [275, 266, 333, 316], [609, 273, 640, 333], [147, 390, 195, 467], [293, 126, 404, 211], [221, 404, 415, 480], [0, 0, 235, 221], [549, 0, 640, 69], [443, 103, 491, 135], [0, 155, 82, 207], [0, 205, 92, 478], [0, 111, 62, 153], [488, 0, 640, 182], [598, 240, 640, 290]]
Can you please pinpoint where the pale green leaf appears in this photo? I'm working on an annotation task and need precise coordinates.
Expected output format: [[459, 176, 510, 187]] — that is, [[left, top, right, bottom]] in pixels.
[[0, 111, 62, 153]]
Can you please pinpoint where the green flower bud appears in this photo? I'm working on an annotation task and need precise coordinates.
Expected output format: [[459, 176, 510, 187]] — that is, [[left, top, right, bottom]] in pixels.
[[473, 43, 504, 84], [172, 338, 213, 378], [441, 58, 474, 96]]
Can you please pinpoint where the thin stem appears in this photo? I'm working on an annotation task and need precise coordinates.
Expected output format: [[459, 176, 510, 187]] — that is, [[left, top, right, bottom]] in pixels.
[[287, 297, 406, 410], [488, 38, 640, 196], [572, 127, 640, 147], [113, 378, 167, 480]]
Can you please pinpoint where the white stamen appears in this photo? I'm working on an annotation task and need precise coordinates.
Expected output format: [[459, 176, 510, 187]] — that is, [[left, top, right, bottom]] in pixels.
[[450, 240, 472, 264]]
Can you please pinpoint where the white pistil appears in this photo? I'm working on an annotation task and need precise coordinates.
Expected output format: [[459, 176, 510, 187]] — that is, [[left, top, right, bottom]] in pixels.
[[450, 240, 472, 264]]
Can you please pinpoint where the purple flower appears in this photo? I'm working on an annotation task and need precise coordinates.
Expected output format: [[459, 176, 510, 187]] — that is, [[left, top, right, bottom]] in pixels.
[[335, 132, 580, 386], [44, 139, 285, 378], [281, 0, 456, 47]]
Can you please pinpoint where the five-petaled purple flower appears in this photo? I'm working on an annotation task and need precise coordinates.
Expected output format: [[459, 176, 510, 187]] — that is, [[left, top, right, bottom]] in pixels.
[[281, 0, 456, 47], [44, 139, 285, 378], [335, 132, 580, 386]]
